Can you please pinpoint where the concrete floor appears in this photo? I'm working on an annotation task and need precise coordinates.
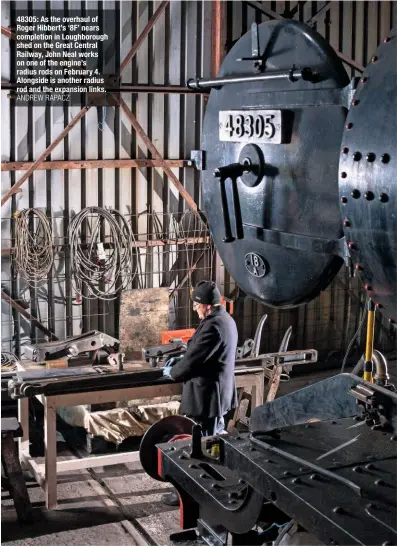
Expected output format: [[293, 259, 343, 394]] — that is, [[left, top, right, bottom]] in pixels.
[[2, 444, 180, 546]]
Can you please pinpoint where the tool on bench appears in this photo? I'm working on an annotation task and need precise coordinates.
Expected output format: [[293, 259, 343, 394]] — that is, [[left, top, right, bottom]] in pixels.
[[23, 330, 120, 362], [142, 340, 187, 367]]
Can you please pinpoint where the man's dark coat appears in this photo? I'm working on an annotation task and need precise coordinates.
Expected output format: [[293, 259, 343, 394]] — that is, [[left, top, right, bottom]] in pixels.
[[170, 306, 238, 418]]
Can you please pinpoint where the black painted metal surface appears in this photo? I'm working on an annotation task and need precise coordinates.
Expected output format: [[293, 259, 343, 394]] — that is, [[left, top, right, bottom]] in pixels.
[[202, 20, 349, 307], [157, 412, 397, 544], [221, 418, 397, 546], [338, 28, 397, 326], [250, 373, 359, 432], [157, 439, 264, 535]]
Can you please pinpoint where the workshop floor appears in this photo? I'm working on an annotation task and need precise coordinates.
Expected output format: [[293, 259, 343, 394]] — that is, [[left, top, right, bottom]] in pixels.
[[2, 444, 180, 546]]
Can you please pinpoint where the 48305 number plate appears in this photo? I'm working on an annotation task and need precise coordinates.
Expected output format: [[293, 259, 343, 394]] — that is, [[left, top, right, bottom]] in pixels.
[[219, 110, 283, 143]]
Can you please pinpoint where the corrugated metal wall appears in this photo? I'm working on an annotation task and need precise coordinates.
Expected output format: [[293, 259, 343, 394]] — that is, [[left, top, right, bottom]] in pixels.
[[1, 1, 396, 360], [1, 0, 213, 355]]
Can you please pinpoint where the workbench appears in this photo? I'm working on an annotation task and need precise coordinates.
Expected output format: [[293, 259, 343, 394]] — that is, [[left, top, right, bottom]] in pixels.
[[15, 360, 265, 510]]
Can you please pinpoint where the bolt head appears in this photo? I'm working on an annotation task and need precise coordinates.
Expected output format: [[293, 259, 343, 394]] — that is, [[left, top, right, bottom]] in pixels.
[[351, 189, 360, 198], [342, 146, 349, 154], [375, 302, 382, 309], [341, 171, 347, 178], [384, 37, 391, 43], [372, 55, 378, 62], [343, 219, 351, 227], [360, 76, 368, 83], [353, 466, 362, 473], [380, 153, 390, 163], [353, 99, 360, 106], [379, 193, 389, 203], [364, 284, 372, 291], [348, 241, 356, 250], [355, 264, 361, 271], [364, 191, 374, 201], [346, 122, 353, 130], [366, 152, 376, 162], [353, 151, 362, 161], [341, 196, 348, 204], [333, 506, 344, 514]]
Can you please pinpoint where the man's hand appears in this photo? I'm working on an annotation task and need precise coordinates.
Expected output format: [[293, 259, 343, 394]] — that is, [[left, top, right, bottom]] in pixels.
[[162, 355, 183, 378], [162, 363, 173, 378]]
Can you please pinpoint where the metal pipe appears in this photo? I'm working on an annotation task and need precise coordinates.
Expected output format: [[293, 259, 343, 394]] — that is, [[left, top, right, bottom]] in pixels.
[[352, 350, 389, 386], [373, 351, 389, 386], [187, 68, 314, 90]]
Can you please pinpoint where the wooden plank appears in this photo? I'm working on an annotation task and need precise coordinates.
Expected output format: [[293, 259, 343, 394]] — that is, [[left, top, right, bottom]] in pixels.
[[1, 236, 210, 258], [1, 26, 15, 39], [17, 399, 29, 459], [1, 159, 191, 172], [20, 451, 45, 488], [56, 451, 140, 472], [51, 382, 183, 407], [44, 399, 57, 510], [119, 288, 170, 359], [211, 0, 225, 76]]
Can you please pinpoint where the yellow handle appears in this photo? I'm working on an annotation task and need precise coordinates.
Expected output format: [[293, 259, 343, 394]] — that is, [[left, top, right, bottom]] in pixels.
[[364, 301, 376, 382]]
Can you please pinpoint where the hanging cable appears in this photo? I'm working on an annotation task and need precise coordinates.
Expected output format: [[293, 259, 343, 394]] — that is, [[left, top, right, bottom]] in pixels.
[[68, 206, 137, 301], [1, 351, 18, 371], [14, 208, 54, 285]]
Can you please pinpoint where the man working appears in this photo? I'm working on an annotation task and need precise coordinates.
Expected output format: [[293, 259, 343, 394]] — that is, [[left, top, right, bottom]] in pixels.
[[161, 280, 238, 506]]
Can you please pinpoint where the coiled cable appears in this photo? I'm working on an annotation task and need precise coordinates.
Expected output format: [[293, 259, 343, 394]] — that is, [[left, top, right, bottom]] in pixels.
[[14, 208, 53, 285], [68, 206, 137, 300], [1, 351, 18, 371]]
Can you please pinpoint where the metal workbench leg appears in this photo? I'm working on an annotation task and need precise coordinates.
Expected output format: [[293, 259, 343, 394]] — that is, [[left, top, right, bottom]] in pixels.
[[18, 398, 29, 467], [44, 398, 57, 510]]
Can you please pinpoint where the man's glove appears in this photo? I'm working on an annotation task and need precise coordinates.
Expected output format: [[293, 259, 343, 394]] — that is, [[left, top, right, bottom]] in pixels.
[[162, 363, 173, 378], [162, 355, 183, 379], [165, 355, 183, 368]]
